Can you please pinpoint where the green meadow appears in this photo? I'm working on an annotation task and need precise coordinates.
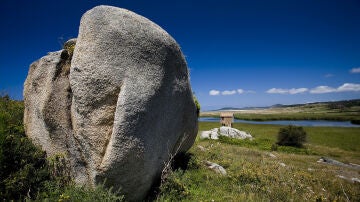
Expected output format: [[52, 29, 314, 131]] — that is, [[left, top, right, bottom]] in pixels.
[[157, 122, 360, 201]]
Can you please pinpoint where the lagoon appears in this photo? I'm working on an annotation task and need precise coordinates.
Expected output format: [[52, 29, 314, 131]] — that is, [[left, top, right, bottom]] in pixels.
[[199, 117, 360, 127]]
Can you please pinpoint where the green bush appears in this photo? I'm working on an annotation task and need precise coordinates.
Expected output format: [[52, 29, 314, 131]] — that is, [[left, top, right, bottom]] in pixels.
[[276, 125, 307, 147], [0, 95, 24, 134], [172, 152, 200, 170], [0, 95, 50, 200], [0, 121, 50, 201], [158, 170, 189, 201], [63, 39, 76, 56], [351, 119, 360, 125], [193, 94, 201, 116]]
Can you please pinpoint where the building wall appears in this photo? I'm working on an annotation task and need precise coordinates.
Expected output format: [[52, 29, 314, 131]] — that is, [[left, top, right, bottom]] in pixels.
[[221, 117, 233, 127]]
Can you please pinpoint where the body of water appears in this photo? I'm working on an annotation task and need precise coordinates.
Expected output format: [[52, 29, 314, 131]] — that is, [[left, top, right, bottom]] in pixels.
[[199, 117, 360, 127]]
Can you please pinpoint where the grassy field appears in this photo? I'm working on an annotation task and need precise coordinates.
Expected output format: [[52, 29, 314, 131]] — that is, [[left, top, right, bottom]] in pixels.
[[157, 122, 360, 201], [2, 96, 360, 201]]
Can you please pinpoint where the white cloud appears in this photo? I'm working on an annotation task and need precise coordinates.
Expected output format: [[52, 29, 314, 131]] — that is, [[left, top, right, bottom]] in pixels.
[[337, 83, 360, 92], [266, 83, 360, 95], [310, 83, 360, 94], [238, 89, 256, 94], [350, 67, 360, 73], [222, 90, 237, 95], [266, 88, 308, 94], [237, 89, 244, 94], [209, 90, 220, 96], [309, 86, 336, 94], [289, 88, 308, 94], [266, 88, 288, 94], [209, 88, 255, 96], [324, 74, 334, 78]]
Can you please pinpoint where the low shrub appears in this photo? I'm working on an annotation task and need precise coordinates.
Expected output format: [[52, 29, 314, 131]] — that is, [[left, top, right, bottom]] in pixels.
[[351, 119, 360, 125], [193, 95, 201, 116], [276, 125, 307, 147], [0, 125, 50, 201], [172, 152, 200, 170], [63, 39, 76, 56], [158, 170, 189, 201]]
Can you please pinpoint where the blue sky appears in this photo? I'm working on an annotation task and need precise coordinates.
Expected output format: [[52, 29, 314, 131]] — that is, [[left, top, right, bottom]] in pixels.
[[1, 0, 359, 110]]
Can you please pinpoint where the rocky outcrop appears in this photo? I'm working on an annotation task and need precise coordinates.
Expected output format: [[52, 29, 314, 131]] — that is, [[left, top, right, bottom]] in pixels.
[[200, 127, 252, 140], [200, 128, 219, 139], [219, 126, 252, 139], [24, 5, 197, 201]]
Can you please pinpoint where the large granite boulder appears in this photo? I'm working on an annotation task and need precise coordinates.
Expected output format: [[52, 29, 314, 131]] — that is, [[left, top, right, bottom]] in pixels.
[[24, 5, 198, 201]]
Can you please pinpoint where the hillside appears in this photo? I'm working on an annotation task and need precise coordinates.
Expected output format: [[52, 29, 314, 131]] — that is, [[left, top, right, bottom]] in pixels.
[[201, 99, 360, 122]]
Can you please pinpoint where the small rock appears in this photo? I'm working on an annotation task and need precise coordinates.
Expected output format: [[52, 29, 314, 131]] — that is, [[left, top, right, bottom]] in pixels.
[[204, 161, 227, 175], [336, 175, 347, 180], [337, 175, 360, 183], [197, 145, 207, 151], [279, 163, 286, 167], [318, 157, 360, 170], [306, 186, 315, 194], [349, 163, 360, 170], [307, 168, 314, 172], [351, 178, 360, 184], [268, 153, 277, 158]]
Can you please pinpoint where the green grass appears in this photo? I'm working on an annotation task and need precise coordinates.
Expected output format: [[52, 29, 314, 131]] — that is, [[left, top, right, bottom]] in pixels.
[[157, 122, 360, 201], [217, 122, 360, 161], [200, 122, 360, 155], [307, 127, 360, 151], [38, 182, 124, 202]]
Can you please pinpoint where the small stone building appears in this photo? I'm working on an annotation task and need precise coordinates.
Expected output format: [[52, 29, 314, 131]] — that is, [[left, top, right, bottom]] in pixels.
[[220, 112, 234, 127]]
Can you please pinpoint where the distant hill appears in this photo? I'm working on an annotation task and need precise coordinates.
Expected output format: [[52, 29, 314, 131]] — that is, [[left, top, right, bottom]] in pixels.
[[276, 99, 360, 109], [213, 106, 269, 111], [212, 99, 360, 111]]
